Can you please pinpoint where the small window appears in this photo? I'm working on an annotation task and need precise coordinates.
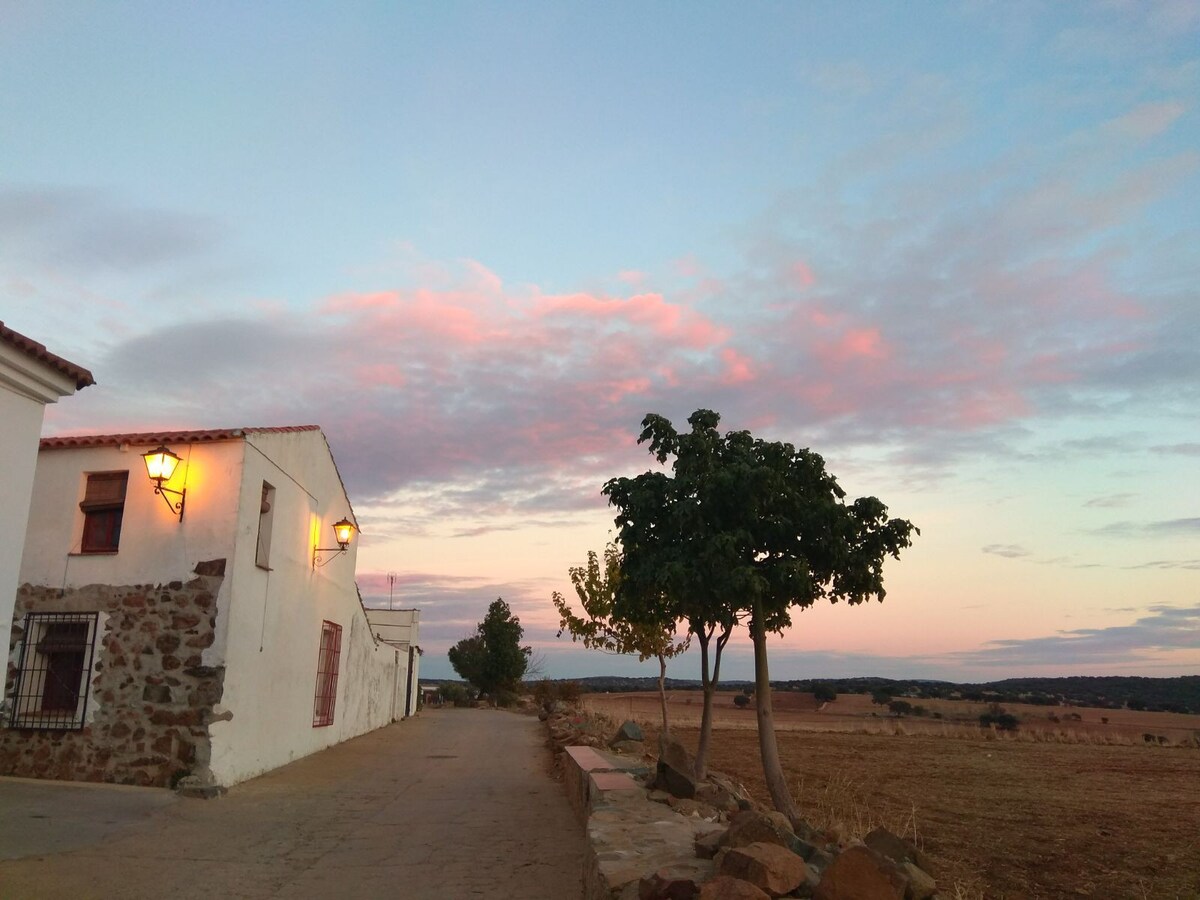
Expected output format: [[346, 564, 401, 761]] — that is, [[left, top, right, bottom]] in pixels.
[[256, 482, 276, 569], [9, 612, 99, 730], [79, 471, 128, 553], [312, 621, 342, 727]]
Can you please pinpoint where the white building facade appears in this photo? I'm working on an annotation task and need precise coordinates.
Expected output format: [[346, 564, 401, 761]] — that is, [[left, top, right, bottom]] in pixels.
[[2, 425, 405, 793], [0, 322, 93, 702], [364, 608, 421, 719]]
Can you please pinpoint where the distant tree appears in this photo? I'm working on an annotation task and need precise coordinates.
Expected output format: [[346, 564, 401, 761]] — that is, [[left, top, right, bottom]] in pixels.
[[552, 544, 688, 734], [448, 598, 531, 699], [888, 699, 913, 717], [813, 683, 838, 704], [871, 688, 895, 707], [733, 693, 751, 709], [1127, 697, 1148, 711], [606, 410, 917, 826]]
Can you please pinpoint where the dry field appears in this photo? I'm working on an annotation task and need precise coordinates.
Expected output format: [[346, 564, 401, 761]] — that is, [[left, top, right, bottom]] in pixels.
[[583, 692, 1200, 899]]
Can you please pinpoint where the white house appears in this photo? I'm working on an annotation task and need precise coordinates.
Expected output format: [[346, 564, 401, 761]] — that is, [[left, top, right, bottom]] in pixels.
[[1, 425, 407, 794], [0, 322, 94, 704]]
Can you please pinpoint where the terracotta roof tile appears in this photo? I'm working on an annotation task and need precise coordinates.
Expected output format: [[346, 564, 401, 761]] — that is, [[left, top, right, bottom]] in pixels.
[[39, 425, 322, 450], [0, 320, 95, 389]]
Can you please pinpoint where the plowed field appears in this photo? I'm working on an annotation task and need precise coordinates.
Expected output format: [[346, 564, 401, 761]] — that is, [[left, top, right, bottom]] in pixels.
[[583, 692, 1200, 899]]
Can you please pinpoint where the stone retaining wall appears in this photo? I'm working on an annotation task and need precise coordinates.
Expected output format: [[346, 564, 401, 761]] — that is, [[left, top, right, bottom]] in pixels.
[[0, 560, 226, 788]]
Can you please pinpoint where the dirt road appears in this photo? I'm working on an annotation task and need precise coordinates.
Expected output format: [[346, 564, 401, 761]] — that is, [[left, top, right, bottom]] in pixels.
[[0, 708, 585, 899]]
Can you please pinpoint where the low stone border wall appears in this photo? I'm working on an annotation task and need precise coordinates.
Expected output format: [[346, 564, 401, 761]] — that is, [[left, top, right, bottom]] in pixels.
[[563, 745, 723, 900]]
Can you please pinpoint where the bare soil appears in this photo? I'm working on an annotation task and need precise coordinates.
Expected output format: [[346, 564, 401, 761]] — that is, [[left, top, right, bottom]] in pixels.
[[585, 692, 1200, 899]]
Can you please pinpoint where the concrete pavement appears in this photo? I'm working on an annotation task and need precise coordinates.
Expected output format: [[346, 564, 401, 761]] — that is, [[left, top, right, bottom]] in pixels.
[[0, 708, 586, 899]]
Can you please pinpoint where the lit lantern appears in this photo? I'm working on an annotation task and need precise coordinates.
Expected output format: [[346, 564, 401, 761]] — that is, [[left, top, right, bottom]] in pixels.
[[141, 444, 186, 521]]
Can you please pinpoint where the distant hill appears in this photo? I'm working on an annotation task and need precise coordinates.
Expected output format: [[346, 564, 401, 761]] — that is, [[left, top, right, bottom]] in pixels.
[[418, 674, 1199, 713], [564, 674, 1200, 714]]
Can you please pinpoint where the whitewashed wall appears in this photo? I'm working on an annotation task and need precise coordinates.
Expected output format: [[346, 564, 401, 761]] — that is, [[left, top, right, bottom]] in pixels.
[[205, 429, 399, 786], [0, 345, 82, 702]]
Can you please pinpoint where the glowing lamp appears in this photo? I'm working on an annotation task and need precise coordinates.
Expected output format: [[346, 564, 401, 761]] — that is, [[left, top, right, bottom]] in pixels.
[[314, 516, 357, 567], [141, 444, 186, 521]]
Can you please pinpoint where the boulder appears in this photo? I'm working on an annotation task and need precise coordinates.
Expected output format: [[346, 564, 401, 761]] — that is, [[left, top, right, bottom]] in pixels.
[[667, 796, 722, 820], [698, 875, 772, 900], [656, 736, 699, 799], [813, 845, 908, 900], [863, 826, 936, 877], [695, 780, 742, 815], [718, 842, 808, 898], [722, 811, 805, 857], [612, 719, 646, 744], [902, 861, 937, 900], [695, 829, 725, 860], [639, 860, 714, 899]]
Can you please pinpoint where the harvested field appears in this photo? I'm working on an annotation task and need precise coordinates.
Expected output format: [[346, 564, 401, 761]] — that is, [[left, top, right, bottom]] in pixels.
[[584, 692, 1200, 899]]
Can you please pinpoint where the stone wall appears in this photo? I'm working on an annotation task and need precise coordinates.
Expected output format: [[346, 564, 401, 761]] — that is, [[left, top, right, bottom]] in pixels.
[[0, 559, 226, 788]]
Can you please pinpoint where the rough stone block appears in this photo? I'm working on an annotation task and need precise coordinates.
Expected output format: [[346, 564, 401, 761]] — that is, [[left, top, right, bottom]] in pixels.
[[718, 842, 808, 898], [813, 845, 908, 900]]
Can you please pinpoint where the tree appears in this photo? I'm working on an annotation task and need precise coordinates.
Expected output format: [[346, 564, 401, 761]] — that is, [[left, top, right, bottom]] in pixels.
[[448, 598, 531, 699], [605, 414, 742, 780], [607, 410, 917, 826], [552, 544, 689, 733], [888, 699, 913, 717], [813, 683, 838, 704]]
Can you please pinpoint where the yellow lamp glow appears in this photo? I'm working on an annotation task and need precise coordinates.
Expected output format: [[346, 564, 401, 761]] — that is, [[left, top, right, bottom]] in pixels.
[[141, 444, 186, 521], [332, 517, 356, 548], [142, 445, 181, 482], [314, 516, 357, 567]]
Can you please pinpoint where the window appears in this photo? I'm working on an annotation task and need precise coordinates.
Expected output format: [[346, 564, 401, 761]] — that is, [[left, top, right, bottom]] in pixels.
[[79, 471, 128, 553], [312, 621, 342, 727], [255, 482, 276, 569], [9, 612, 99, 729]]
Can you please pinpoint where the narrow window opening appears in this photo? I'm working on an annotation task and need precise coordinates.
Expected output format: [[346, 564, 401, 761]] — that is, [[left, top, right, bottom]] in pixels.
[[79, 471, 128, 554], [312, 620, 342, 727], [256, 482, 276, 569]]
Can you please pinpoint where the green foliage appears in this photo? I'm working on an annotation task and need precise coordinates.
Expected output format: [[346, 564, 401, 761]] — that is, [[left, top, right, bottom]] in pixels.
[[605, 408, 917, 815], [888, 699, 913, 717], [813, 683, 838, 703], [552, 543, 689, 663], [872, 688, 895, 706], [980, 703, 1019, 731], [448, 598, 531, 698], [733, 693, 751, 708]]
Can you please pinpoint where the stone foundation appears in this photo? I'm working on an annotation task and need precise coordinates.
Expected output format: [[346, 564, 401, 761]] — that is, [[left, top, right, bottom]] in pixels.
[[1, 560, 226, 788]]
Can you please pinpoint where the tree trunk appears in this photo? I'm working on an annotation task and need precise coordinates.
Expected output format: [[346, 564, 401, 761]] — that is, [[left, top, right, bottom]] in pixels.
[[751, 598, 800, 825], [694, 626, 713, 781], [657, 652, 670, 735]]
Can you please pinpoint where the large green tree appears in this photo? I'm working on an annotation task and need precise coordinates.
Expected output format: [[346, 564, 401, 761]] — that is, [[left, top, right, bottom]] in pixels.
[[606, 410, 917, 824], [552, 543, 689, 733], [448, 598, 532, 698]]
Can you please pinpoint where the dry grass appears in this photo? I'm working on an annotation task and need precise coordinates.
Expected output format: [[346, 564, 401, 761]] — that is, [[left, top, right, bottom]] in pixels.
[[585, 693, 1200, 899]]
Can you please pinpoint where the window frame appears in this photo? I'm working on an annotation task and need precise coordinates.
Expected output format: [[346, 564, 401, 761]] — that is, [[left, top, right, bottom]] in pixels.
[[9, 612, 99, 730], [79, 471, 129, 554], [312, 620, 342, 727]]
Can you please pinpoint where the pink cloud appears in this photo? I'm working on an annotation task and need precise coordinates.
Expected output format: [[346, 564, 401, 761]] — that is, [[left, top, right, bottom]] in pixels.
[[720, 347, 756, 386]]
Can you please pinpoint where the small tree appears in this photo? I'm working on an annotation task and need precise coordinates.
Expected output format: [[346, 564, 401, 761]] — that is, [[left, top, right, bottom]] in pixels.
[[733, 693, 751, 709], [552, 544, 688, 734], [448, 598, 531, 700], [888, 699, 913, 717], [813, 683, 838, 704]]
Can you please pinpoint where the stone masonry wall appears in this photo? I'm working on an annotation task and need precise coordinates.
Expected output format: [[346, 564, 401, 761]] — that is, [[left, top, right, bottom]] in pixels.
[[0, 559, 227, 788]]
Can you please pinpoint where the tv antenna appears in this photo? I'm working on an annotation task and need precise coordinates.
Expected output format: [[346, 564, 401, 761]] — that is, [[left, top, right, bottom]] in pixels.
[[387, 572, 398, 610]]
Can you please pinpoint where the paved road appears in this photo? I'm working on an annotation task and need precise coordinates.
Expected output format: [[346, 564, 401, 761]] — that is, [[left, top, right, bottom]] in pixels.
[[0, 708, 585, 899]]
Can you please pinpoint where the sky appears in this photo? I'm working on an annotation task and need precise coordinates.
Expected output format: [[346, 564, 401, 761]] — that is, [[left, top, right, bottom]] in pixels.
[[2, 1, 1197, 683]]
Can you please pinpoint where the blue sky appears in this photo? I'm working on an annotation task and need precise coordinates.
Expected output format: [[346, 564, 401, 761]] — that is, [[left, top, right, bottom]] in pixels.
[[2, 1, 1197, 681]]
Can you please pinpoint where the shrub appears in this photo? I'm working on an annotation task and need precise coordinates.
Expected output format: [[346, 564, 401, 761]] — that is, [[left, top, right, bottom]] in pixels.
[[813, 683, 838, 703], [888, 700, 913, 717], [734, 694, 751, 709], [980, 706, 1019, 731]]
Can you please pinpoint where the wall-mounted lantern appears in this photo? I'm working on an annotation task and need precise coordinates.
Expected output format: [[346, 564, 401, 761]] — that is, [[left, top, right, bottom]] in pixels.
[[142, 445, 186, 521], [313, 517, 356, 568]]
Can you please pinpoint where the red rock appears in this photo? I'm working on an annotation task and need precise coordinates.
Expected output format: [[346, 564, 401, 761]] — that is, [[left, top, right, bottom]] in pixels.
[[718, 842, 807, 898], [698, 876, 771, 900], [814, 845, 908, 900]]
